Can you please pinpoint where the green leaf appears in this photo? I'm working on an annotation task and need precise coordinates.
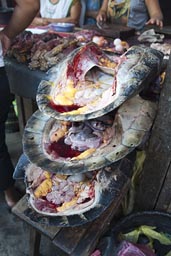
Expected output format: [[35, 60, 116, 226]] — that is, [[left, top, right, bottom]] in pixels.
[[121, 229, 140, 243], [141, 226, 171, 245]]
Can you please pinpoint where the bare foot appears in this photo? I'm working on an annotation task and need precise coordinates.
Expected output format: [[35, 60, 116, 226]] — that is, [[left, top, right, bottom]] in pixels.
[[4, 186, 21, 208]]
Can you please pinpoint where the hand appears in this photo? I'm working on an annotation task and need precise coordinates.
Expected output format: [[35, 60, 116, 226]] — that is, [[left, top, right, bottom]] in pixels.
[[96, 10, 107, 23], [0, 31, 11, 56], [146, 17, 163, 29], [30, 17, 49, 26]]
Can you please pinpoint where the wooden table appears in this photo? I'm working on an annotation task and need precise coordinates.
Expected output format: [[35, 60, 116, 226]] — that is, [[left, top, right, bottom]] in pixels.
[[5, 57, 47, 133], [7, 34, 171, 254], [4, 31, 136, 133]]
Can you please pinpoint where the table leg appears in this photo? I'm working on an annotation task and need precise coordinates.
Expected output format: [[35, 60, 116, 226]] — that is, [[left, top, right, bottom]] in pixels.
[[29, 227, 41, 256]]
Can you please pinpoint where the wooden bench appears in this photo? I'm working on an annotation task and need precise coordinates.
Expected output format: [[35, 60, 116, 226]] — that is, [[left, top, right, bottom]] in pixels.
[[12, 159, 134, 256], [8, 41, 171, 256]]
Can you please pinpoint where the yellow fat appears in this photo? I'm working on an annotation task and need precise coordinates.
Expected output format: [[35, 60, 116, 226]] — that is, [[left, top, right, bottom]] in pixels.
[[72, 148, 96, 160], [34, 179, 52, 198], [50, 124, 68, 142], [55, 95, 73, 105], [57, 197, 77, 212], [55, 174, 68, 180], [62, 105, 88, 115], [43, 171, 51, 179], [64, 82, 77, 97], [54, 80, 77, 105]]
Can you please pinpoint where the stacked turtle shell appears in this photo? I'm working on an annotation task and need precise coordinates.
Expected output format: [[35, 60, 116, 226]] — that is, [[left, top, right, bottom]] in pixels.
[[23, 43, 164, 226]]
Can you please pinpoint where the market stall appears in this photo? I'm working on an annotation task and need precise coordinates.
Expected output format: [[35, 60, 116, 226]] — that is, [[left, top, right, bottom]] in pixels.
[[4, 26, 134, 132], [5, 24, 171, 256]]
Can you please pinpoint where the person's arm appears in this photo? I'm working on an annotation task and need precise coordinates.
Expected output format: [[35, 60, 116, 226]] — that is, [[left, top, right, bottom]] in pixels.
[[3, 0, 40, 38], [0, 0, 40, 54], [96, 0, 108, 23], [31, 16, 49, 26], [86, 10, 99, 20], [145, 0, 163, 28], [30, 11, 47, 27], [40, 1, 81, 26]]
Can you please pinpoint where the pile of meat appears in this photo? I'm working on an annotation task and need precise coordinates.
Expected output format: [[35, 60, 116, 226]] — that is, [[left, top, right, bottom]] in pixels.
[[7, 30, 128, 71], [45, 114, 115, 160], [7, 31, 78, 71], [26, 164, 97, 215]]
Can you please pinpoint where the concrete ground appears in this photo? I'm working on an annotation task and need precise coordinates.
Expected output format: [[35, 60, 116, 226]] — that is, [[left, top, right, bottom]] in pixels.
[[0, 131, 63, 256]]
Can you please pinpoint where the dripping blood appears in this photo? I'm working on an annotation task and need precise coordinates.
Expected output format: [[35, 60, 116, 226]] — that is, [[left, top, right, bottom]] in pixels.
[[47, 137, 82, 158], [49, 101, 80, 113]]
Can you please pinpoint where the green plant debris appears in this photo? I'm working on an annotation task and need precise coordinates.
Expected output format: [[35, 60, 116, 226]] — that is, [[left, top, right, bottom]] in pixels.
[[165, 251, 171, 256], [120, 229, 140, 243], [141, 226, 171, 245], [121, 225, 171, 246]]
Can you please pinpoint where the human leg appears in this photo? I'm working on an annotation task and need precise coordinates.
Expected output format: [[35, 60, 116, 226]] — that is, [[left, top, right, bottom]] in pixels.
[[0, 67, 19, 207]]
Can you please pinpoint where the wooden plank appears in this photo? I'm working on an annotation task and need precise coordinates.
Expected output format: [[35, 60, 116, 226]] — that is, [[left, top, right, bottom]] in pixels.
[[12, 176, 130, 256], [22, 98, 37, 123], [15, 96, 37, 134], [15, 96, 26, 133], [155, 162, 171, 211], [134, 54, 171, 210], [29, 227, 41, 256], [12, 153, 135, 256], [167, 201, 171, 212], [71, 184, 129, 256], [52, 170, 130, 256], [12, 195, 61, 240]]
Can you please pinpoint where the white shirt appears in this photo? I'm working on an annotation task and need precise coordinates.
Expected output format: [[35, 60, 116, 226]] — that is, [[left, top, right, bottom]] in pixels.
[[0, 42, 4, 67], [40, 0, 73, 19]]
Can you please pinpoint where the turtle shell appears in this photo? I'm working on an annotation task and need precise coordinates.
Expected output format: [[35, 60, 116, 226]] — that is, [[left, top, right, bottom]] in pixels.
[[36, 43, 163, 121], [24, 151, 136, 227], [23, 95, 157, 175]]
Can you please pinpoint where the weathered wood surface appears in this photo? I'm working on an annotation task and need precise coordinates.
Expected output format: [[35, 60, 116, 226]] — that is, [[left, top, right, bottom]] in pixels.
[[12, 195, 61, 239], [134, 54, 171, 211], [12, 157, 133, 256], [12, 176, 129, 256], [155, 163, 171, 211], [29, 227, 41, 256], [15, 96, 37, 134], [53, 172, 130, 256]]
